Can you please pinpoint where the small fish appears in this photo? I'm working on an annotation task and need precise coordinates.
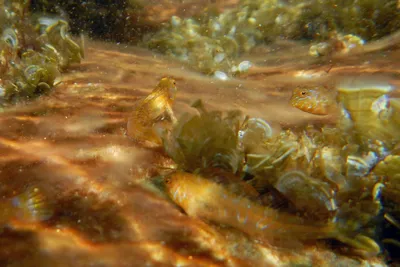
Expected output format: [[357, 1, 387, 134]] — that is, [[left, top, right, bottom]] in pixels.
[[165, 171, 381, 255], [166, 172, 349, 247], [0, 186, 53, 227], [290, 86, 337, 115], [127, 77, 178, 144]]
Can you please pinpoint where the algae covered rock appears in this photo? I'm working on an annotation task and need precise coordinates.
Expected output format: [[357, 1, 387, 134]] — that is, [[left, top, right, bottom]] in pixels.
[[0, 0, 83, 105], [143, 0, 400, 75]]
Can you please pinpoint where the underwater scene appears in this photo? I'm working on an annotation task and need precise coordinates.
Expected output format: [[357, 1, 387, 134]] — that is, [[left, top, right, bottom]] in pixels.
[[0, 0, 400, 266]]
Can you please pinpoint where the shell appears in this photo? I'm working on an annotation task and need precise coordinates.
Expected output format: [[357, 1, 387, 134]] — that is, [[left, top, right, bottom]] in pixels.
[[372, 183, 385, 203], [275, 170, 337, 220], [309, 42, 332, 57], [337, 82, 393, 113], [337, 80, 400, 146], [390, 98, 400, 124], [308, 33, 364, 57], [319, 146, 347, 188], [142, 0, 400, 76], [39, 19, 83, 69], [346, 152, 379, 179], [246, 129, 298, 175], [213, 71, 229, 81], [24, 65, 48, 86], [373, 154, 400, 178], [246, 126, 335, 179], [382, 175, 400, 207], [238, 117, 272, 153], [2, 28, 19, 48], [0, 12, 83, 104], [237, 60, 252, 72]]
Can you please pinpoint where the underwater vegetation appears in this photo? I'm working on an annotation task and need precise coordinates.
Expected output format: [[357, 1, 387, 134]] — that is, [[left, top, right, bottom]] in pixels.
[[23, 1, 400, 76], [30, 0, 147, 42], [127, 77, 400, 258], [0, 0, 83, 105], [143, 0, 399, 75], [161, 99, 245, 173]]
